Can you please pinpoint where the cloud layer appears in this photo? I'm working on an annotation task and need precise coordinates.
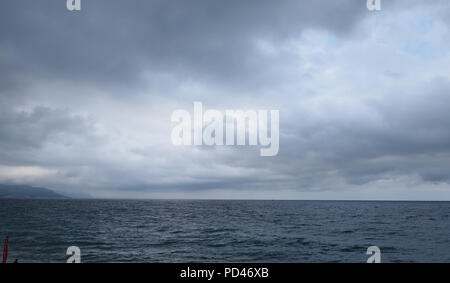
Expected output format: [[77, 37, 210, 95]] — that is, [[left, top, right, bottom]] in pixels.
[[1, 0, 450, 199]]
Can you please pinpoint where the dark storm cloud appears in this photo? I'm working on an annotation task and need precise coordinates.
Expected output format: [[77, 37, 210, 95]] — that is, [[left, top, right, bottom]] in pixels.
[[0, 107, 87, 148], [0, 105, 98, 165], [269, 77, 450, 187], [0, 0, 367, 92]]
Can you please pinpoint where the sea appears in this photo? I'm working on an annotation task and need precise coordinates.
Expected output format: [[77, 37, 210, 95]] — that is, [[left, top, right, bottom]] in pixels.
[[0, 199, 449, 263]]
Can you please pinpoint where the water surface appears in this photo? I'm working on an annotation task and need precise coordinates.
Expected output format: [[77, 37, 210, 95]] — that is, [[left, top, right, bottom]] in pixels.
[[0, 199, 448, 262]]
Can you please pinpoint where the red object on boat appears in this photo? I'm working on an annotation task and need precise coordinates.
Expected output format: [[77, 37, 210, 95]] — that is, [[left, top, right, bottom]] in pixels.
[[2, 236, 8, 263]]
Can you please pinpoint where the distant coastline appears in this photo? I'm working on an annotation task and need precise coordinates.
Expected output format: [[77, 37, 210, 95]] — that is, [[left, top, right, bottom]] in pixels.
[[0, 184, 68, 199]]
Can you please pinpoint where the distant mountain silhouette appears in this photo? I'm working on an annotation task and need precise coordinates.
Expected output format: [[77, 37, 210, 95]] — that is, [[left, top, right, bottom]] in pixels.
[[0, 184, 68, 199]]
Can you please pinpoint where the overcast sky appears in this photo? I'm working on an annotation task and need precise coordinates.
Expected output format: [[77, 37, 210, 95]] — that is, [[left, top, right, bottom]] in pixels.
[[1, 0, 450, 200]]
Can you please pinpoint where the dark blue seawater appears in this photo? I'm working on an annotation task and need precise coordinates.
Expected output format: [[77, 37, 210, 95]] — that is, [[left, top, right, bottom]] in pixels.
[[0, 200, 449, 263]]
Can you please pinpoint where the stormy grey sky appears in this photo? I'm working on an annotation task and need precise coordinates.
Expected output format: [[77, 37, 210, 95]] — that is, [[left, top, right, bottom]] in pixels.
[[1, 0, 450, 200]]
